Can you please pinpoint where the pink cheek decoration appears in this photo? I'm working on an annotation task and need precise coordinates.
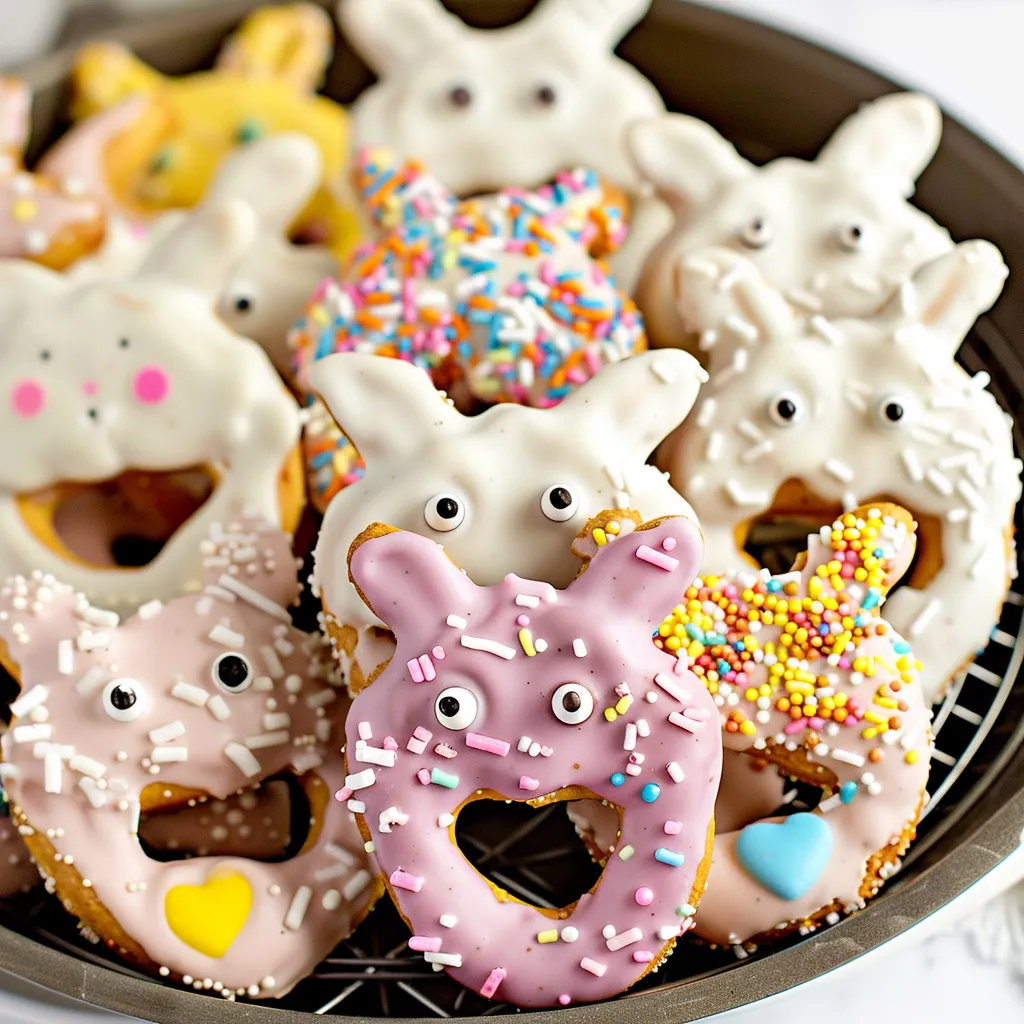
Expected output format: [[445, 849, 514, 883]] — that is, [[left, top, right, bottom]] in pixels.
[[10, 379, 45, 418], [81, 380, 97, 397], [132, 365, 170, 405]]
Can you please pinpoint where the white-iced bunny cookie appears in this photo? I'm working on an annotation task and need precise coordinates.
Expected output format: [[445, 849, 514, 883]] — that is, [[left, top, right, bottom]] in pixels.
[[68, 134, 338, 377], [310, 348, 705, 691], [338, 0, 668, 289], [630, 93, 953, 352], [658, 242, 1020, 702], [0, 200, 304, 615]]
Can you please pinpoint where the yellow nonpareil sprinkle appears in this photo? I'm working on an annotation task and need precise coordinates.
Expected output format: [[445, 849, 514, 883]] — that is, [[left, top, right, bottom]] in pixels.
[[538, 929, 559, 944], [615, 695, 633, 715], [593, 528, 608, 547], [603, 708, 618, 723], [606, 521, 621, 535], [905, 750, 920, 765], [739, 720, 757, 736]]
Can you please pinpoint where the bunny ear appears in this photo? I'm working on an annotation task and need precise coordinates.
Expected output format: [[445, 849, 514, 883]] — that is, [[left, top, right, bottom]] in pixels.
[[890, 240, 1007, 354], [555, 349, 706, 462], [348, 525, 478, 639], [569, 515, 703, 622], [339, 0, 463, 73], [134, 199, 256, 298], [0, 260, 66, 330], [70, 42, 166, 120], [627, 114, 749, 210], [205, 134, 322, 234], [308, 353, 462, 465], [675, 247, 796, 345], [818, 93, 941, 197], [0, 78, 31, 153], [528, 0, 652, 47], [215, 3, 334, 93]]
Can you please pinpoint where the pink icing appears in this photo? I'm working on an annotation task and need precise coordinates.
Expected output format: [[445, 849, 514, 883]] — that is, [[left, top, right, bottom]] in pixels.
[[345, 517, 722, 1008], [132, 365, 170, 405], [0, 519, 379, 997], [9, 378, 44, 418]]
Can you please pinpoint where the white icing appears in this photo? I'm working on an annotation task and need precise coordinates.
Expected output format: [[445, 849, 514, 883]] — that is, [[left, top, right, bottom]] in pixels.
[[630, 93, 954, 351], [659, 242, 1020, 703]]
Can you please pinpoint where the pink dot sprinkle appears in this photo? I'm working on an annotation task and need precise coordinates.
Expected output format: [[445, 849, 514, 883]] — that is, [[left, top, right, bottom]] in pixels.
[[432, 646, 445, 660], [383, 736, 398, 751], [635, 886, 654, 906], [81, 379, 97, 396], [518, 775, 540, 791], [10, 379, 44, 418], [664, 820, 681, 835], [662, 537, 677, 552], [633, 950, 655, 964], [416, 769, 431, 786], [558, 995, 571, 1006], [132, 365, 170, 405], [516, 615, 530, 627], [334, 787, 353, 803]]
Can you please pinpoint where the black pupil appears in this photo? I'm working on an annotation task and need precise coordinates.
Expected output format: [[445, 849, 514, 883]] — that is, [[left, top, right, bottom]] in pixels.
[[751, 218, 764, 234], [561, 691, 582, 713], [40, 350, 50, 361], [885, 402, 904, 422], [777, 398, 797, 420], [119, 338, 129, 348], [548, 487, 573, 510], [449, 86, 472, 108], [438, 695, 460, 718], [537, 85, 557, 105], [235, 297, 252, 312], [849, 225, 862, 240], [109, 685, 136, 711], [437, 497, 460, 520], [217, 655, 250, 689]]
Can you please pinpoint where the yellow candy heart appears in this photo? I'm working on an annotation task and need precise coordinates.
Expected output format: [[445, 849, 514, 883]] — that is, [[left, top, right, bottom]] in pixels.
[[165, 870, 252, 958]]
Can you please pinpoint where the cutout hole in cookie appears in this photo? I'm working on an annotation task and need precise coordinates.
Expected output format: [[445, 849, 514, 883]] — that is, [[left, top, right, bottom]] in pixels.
[[138, 775, 310, 865], [740, 479, 935, 593], [17, 466, 218, 570], [453, 792, 610, 911]]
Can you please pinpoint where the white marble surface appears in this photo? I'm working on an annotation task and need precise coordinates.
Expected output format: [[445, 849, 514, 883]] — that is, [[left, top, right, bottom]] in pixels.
[[0, 1, 1022, 1022]]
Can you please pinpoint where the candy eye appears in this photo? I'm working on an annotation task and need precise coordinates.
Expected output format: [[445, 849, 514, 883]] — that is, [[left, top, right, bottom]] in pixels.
[[424, 493, 466, 532], [212, 653, 254, 694], [540, 484, 578, 522], [739, 217, 772, 250], [876, 393, 912, 428], [434, 686, 478, 731], [225, 286, 255, 316], [551, 683, 594, 725], [835, 222, 866, 253], [102, 678, 147, 723], [235, 119, 265, 145], [768, 391, 805, 427], [535, 84, 558, 107], [447, 85, 473, 110]]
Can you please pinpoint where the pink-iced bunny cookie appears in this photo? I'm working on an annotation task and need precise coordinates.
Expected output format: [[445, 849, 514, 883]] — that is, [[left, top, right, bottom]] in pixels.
[[343, 515, 722, 1008], [0, 78, 105, 269], [0, 520, 380, 999]]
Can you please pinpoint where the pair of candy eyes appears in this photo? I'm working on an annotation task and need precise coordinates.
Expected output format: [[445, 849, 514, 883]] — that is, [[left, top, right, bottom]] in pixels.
[[425, 485, 577, 533], [435, 682, 593, 731], [769, 392, 910, 428], [444, 83, 559, 111], [738, 217, 867, 254], [102, 653, 253, 723]]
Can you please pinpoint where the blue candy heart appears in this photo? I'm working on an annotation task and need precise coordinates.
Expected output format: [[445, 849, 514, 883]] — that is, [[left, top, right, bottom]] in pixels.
[[735, 813, 833, 901]]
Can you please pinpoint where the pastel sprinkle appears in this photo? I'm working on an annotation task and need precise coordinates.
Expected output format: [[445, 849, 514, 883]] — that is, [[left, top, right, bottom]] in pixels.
[[538, 929, 559, 943], [633, 950, 655, 964], [663, 820, 682, 835], [480, 968, 506, 999], [655, 848, 685, 867], [580, 958, 607, 977], [446, 615, 467, 629], [559, 995, 571, 1006], [519, 776, 540, 791], [635, 887, 654, 906], [606, 927, 643, 951], [390, 869, 424, 892], [610, 773, 625, 786], [409, 936, 443, 952], [840, 781, 858, 803], [430, 768, 459, 789], [466, 732, 511, 756], [641, 783, 661, 803], [635, 544, 680, 572], [461, 635, 517, 659], [432, 646, 446, 660], [573, 638, 587, 657], [617, 845, 635, 861], [438, 813, 455, 827], [408, 658, 425, 682], [560, 926, 579, 942], [666, 762, 685, 783], [519, 628, 537, 657]]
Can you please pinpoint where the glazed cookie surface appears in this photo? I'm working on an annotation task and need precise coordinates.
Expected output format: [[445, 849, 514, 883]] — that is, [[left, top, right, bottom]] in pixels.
[[0, 200, 303, 614], [0, 520, 380, 998], [570, 506, 931, 946], [58, 3, 357, 257], [658, 242, 1019, 703], [343, 514, 721, 1007], [0, 78, 105, 269], [630, 93, 953, 353], [309, 349, 705, 687]]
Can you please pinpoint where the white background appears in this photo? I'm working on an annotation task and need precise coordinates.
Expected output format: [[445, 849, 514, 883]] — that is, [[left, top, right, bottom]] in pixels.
[[0, 1, 1022, 1021]]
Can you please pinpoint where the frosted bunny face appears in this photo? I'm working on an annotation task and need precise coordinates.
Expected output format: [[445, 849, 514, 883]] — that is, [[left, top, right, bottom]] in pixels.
[[340, 0, 663, 196], [0, 201, 302, 612], [311, 349, 706, 632], [630, 94, 954, 350], [659, 241, 1020, 702]]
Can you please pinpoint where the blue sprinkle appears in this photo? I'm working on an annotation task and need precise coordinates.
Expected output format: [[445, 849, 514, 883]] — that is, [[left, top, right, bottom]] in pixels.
[[766, 579, 782, 593], [840, 781, 858, 804], [685, 624, 704, 641], [610, 773, 625, 787], [818, 624, 830, 636], [861, 588, 881, 610], [430, 768, 459, 789], [310, 452, 333, 469], [894, 641, 911, 654], [873, 548, 884, 558], [717, 659, 731, 675], [654, 847, 685, 867], [549, 301, 574, 322], [641, 783, 661, 804]]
